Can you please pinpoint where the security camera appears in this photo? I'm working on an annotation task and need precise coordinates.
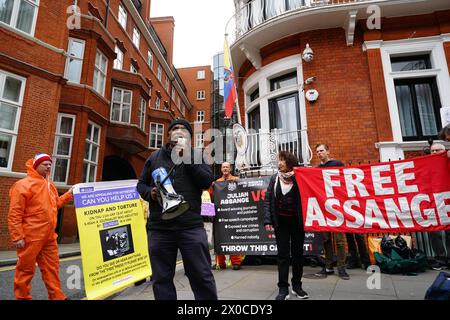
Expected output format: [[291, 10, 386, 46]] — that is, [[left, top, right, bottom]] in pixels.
[[302, 43, 314, 62], [304, 76, 317, 85]]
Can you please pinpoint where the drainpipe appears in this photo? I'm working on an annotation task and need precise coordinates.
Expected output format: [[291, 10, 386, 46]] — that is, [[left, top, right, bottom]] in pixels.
[[104, 0, 110, 27]]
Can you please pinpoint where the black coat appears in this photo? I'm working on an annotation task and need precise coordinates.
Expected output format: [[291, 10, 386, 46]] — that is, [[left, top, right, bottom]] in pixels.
[[263, 173, 303, 229], [137, 144, 214, 231]]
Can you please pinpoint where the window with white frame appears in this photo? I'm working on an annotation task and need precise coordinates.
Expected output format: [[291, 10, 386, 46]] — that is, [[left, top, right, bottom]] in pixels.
[[177, 96, 180, 109], [132, 27, 140, 48], [83, 122, 101, 183], [114, 46, 123, 70], [196, 90, 205, 100], [171, 87, 175, 100], [197, 70, 205, 80], [196, 133, 204, 148], [118, 3, 127, 30], [157, 65, 162, 81], [51, 113, 75, 184], [147, 50, 153, 69], [0, 70, 25, 170], [65, 38, 85, 83], [138, 96, 146, 130], [130, 64, 137, 73], [154, 96, 160, 109], [164, 78, 169, 92], [111, 87, 132, 123], [182, 103, 186, 116], [93, 50, 107, 96], [0, 0, 39, 35], [149, 123, 164, 149], [197, 110, 205, 122]]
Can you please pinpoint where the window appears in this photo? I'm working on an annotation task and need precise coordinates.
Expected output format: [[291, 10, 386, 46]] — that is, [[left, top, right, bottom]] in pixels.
[[0, 0, 39, 35], [196, 90, 205, 100], [164, 78, 169, 92], [248, 107, 261, 130], [171, 87, 175, 100], [0, 70, 25, 170], [154, 96, 160, 109], [147, 50, 153, 69], [197, 110, 205, 122], [138, 96, 146, 130], [51, 114, 75, 184], [114, 46, 123, 69], [177, 96, 181, 109], [250, 88, 259, 102], [65, 38, 85, 83], [118, 3, 127, 29], [130, 64, 137, 73], [132, 27, 140, 48], [182, 104, 186, 116], [394, 78, 441, 141], [93, 50, 107, 96], [391, 55, 431, 72], [111, 87, 132, 123], [270, 72, 297, 91], [83, 122, 101, 183], [196, 133, 204, 148], [197, 70, 205, 80], [157, 65, 162, 81], [150, 123, 164, 149]]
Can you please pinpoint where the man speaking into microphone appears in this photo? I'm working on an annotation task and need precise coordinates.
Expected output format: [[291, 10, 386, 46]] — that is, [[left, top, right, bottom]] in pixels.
[[137, 118, 218, 300]]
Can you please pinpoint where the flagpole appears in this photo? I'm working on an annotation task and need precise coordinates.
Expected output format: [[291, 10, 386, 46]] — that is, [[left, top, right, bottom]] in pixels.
[[224, 33, 242, 126]]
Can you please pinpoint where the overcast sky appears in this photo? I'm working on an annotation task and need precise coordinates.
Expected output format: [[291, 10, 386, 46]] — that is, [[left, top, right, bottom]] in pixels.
[[151, 0, 235, 69]]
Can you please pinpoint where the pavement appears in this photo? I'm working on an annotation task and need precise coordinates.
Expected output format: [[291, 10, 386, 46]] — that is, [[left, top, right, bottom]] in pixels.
[[0, 243, 442, 300]]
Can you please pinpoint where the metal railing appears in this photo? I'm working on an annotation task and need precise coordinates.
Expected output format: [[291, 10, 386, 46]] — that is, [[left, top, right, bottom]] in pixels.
[[225, 0, 379, 44], [244, 128, 311, 170]]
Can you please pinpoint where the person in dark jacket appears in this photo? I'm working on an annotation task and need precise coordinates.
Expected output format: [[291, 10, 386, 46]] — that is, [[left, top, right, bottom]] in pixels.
[[314, 144, 351, 280], [137, 118, 217, 300], [264, 151, 309, 300]]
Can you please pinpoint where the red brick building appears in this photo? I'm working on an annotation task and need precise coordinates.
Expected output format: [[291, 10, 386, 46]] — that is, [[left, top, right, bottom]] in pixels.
[[228, 0, 450, 170], [0, 0, 207, 249], [178, 66, 213, 149]]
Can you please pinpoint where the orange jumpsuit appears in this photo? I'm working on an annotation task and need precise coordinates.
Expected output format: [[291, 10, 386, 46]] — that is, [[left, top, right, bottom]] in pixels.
[[8, 159, 73, 300], [211, 175, 242, 268]]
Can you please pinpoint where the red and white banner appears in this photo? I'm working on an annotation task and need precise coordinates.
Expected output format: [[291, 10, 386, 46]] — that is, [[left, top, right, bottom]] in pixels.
[[294, 153, 450, 233]]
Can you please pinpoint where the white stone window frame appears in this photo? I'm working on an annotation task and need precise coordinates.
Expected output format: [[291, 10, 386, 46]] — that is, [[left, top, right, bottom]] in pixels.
[[365, 35, 450, 160], [132, 27, 140, 49], [164, 78, 169, 92], [149, 122, 164, 149], [93, 49, 107, 96], [242, 54, 310, 164], [154, 96, 160, 110], [111, 87, 132, 124], [83, 121, 101, 183], [157, 65, 162, 81], [147, 50, 153, 69], [114, 45, 123, 70], [138, 96, 146, 131], [196, 90, 205, 100], [65, 38, 85, 84], [0, 0, 40, 36], [118, 3, 127, 30], [51, 113, 76, 185], [0, 70, 26, 172], [197, 70, 205, 80], [197, 110, 205, 123]]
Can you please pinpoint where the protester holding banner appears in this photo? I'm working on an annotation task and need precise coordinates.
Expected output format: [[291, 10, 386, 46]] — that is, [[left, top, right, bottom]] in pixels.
[[210, 162, 243, 270], [8, 153, 74, 300], [264, 151, 309, 300], [313, 144, 350, 280], [428, 143, 450, 270], [137, 118, 218, 300]]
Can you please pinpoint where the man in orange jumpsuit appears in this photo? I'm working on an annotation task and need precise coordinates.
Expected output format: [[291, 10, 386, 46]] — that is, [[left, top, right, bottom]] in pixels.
[[8, 153, 74, 300], [210, 162, 242, 270]]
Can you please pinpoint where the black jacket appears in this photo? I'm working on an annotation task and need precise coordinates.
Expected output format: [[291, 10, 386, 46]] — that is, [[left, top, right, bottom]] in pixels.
[[263, 173, 303, 229], [137, 144, 214, 231]]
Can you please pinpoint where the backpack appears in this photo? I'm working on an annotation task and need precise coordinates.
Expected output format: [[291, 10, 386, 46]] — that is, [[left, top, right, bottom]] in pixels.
[[424, 272, 450, 300], [374, 249, 427, 274]]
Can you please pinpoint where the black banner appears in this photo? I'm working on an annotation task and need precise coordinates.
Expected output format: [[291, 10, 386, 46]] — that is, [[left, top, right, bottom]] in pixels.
[[213, 177, 323, 256]]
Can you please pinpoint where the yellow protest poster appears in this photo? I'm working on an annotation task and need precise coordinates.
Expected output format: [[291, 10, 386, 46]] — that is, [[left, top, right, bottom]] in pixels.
[[73, 180, 151, 300]]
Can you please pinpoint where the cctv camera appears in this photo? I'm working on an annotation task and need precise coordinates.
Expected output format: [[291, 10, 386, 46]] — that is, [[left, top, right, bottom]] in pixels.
[[302, 43, 314, 62], [304, 76, 317, 84]]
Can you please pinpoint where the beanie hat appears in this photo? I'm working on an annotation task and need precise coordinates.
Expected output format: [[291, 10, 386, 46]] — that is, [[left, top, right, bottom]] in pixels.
[[33, 153, 52, 169], [168, 118, 193, 136]]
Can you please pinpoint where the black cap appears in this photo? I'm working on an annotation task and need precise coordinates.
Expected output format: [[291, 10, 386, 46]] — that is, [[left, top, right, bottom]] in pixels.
[[168, 118, 193, 136]]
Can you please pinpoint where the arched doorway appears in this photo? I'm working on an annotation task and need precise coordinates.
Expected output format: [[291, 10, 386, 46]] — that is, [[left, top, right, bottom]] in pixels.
[[102, 156, 137, 181]]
